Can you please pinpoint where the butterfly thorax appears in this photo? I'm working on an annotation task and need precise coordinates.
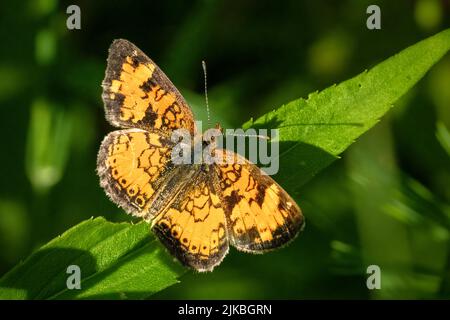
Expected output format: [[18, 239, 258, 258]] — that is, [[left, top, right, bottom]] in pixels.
[[188, 123, 222, 167]]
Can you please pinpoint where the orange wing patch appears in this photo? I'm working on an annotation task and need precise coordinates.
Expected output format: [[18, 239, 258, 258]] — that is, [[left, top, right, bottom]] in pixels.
[[102, 39, 196, 134], [152, 170, 229, 271], [97, 129, 175, 218], [214, 150, 304, 252]]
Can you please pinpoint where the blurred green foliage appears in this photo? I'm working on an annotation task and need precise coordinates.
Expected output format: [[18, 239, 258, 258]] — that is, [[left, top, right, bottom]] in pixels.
[[0, 0, 449, 299]]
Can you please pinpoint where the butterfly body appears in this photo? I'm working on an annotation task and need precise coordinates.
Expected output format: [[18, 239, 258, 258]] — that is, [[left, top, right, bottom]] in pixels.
[[97, 39, 304, 271]]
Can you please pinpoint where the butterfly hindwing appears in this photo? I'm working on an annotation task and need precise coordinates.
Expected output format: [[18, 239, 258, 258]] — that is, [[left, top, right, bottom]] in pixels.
[[97, 128, 178, 218], [102, 39, 196, 134], [151, 168, 229, 272]]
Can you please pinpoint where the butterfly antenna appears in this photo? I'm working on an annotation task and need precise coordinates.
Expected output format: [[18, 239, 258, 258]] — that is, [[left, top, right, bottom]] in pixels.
[[202, 60, 211, 128], [202, 61, 266, 140], [226, 132, 270, 140]]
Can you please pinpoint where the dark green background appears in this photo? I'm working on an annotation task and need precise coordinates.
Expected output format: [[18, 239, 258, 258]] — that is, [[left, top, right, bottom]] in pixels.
[[0, 0, 449, 299]]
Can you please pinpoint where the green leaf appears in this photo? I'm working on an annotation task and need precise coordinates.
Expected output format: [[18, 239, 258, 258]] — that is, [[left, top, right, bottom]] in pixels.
[[0, 217, 185, 299], [244, 29, 450, 195]]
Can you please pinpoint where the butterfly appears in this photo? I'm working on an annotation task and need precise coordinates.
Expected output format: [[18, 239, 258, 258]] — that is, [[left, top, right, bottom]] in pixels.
[[97, 39, 305, 271]]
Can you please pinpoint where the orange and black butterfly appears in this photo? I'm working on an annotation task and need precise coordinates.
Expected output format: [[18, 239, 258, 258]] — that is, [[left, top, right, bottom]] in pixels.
[[97, 39, 304, 271]]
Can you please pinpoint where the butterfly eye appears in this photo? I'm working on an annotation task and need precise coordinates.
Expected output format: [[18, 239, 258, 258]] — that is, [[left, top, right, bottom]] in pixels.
[[211, 136, 215, 142]]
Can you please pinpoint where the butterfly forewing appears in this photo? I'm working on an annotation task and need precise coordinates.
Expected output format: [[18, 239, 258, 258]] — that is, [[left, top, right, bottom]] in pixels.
[[102, 39, 196, 134], [213, 149, 304, 252]]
